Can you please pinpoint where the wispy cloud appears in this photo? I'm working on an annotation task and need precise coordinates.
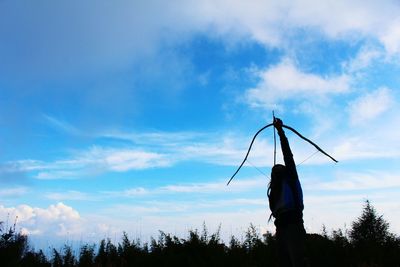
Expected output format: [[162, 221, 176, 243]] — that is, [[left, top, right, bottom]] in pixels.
[[45, 190, 94, 201], [100, 130, 206, 146], [3, 115, 399, 180], [105, 197, 267, 217], [332, 107, 400, 161], [343, 45, 383, 73], [43, 114, 81, 135], [0, 129, 275, 180], [160, 178, 266, 194], [100, 148, 172, 172], [101, 187, 149, 198], [177, 136, 269, 166], [100, 130, 268, 167], [308, 171, 400, 191], [1, 147, 174, 180], [100, 177, 266, 198], [0, 187, 28, 198]]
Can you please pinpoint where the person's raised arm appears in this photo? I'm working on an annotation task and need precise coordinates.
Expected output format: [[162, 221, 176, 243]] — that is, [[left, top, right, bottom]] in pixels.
[[274, 118, 299, 180]]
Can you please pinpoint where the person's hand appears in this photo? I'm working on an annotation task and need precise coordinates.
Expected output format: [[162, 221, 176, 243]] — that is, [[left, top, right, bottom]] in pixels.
[[274, 117, 283, 131]]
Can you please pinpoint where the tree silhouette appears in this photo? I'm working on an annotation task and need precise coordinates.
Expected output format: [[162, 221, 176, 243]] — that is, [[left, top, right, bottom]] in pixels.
[[78, 244, 95, 267], [1, 200, 400, 266], [349, 199, 399, 267], [350, 200, 393, 245], [0, 220, 28, 266]]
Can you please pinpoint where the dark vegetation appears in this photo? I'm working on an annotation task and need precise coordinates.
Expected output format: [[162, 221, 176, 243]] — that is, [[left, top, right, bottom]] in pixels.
[[1, 200, 399, 266]]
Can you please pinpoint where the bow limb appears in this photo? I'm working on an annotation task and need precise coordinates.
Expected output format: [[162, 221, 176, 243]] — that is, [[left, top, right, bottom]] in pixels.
[[226, 123, 274, 186], [282, 125, 338, 163]]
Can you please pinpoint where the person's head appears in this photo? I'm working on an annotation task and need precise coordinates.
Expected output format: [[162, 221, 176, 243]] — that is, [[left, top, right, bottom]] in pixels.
[[271, 163, 287, 181], [268, 164, 287, 195]]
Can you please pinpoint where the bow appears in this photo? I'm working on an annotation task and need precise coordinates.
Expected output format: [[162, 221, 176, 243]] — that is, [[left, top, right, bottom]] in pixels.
[[226, 123, 338, 186]]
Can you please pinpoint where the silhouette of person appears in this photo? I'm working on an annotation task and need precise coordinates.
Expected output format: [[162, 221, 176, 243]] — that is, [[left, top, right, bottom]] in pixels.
[[268, 118, 306, 267]]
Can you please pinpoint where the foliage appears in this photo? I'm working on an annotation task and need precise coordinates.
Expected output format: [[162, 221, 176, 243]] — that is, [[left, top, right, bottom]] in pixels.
[[0, 220, 28, 267], [350, 200, 393, 245], [0, 200, 399, 266], [349, 200, 400, 267]]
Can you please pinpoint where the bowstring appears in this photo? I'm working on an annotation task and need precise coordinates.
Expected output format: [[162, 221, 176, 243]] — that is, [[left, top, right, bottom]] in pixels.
[[243, 149, 320, 181], [227, 120, 336, 185], [246, 159, 269, 177], [247, 149, 320, 178], [296, 149, 320, 166]]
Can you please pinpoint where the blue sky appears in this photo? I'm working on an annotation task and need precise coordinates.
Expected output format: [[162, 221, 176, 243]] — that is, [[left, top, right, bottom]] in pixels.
[[1, 0, 400, 250]]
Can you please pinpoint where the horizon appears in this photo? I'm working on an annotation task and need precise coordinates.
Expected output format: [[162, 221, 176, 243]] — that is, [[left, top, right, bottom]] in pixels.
[[1, 0, 400, 251]]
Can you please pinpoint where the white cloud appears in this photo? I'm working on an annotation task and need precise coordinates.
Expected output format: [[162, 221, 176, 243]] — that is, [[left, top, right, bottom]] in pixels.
[[245, 59, 350, 109], [179, 0, 286, 46], [348, 87, 394, 125], [2, 0, 400, 83], [177, 0, 400, 63], [181, 0, 400, 52], [379, 18, 400, 55], [285, 0, 385, 37], [0, 203, 82, 236]]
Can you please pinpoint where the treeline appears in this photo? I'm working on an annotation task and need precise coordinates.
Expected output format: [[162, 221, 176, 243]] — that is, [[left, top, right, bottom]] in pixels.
[[1, 200, 400, 267]]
